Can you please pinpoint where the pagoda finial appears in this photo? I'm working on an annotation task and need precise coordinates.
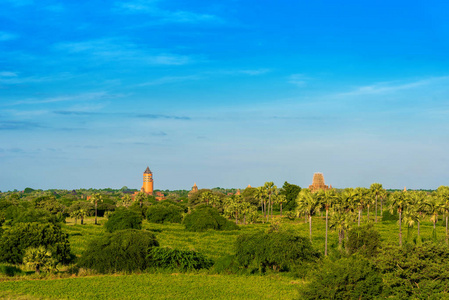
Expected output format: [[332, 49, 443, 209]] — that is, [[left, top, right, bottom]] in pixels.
[[144, 166, 152, 174]]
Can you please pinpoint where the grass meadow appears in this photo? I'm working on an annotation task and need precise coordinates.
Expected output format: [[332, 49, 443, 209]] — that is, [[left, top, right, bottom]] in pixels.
[[1, 212, 448, 299]]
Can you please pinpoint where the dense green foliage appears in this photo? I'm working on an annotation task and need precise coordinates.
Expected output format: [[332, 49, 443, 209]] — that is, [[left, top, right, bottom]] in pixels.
[[0, 222, 72, 264], [104, 208, 142, 232], [147, 247, 213, 271], [183, 206, 239, 232], [280, 181, 301, 211], [346, 224, 381, 257], [78, 229, 159, 273], [146, 203, 183, 224], [235, 230, 319, 273], [298, 256, 383, 300]]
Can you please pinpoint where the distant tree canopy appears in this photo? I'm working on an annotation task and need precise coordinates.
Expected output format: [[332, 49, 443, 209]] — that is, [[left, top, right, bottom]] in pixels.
[[183, 206, 239, 232], [104, 208, 142, 233], [0, 222, 72, 265], [146, 202, 184, 224], [280, 182, 301, 211]]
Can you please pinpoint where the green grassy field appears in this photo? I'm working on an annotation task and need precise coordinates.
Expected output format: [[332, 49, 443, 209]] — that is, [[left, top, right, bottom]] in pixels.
[[0, 273, 299, 300], [1, 213, 448, 299]]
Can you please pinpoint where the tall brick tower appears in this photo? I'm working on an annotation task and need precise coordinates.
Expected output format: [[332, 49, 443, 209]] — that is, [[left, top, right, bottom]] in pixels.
[[309, 172, 330, 193], [142, 166, 154, 195]]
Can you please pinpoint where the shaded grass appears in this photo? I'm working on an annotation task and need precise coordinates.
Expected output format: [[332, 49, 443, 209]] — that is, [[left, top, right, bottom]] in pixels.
[[0, 273, 298, 300]]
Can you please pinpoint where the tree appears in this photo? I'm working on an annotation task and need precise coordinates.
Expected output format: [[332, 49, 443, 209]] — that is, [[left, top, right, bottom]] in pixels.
[[264, 182, 277, 221], [135, 191, 147, 208], [296, 189, 319, 241], [104, 208, 142, 233], [255, 187, 267, 223], [318, 189, 337, 256], [90, 193, 103, 225], [408, 190, 428, 241], [118, 194, 133, 208], [354, 187, 370, 226], [389, 191, 409, 246], [370, 183, 384, 223], [280, 182, 301, 211], [276, 194, 287, 217], [436, 186, 449, 244], [23, 246, 56, 274], [330, 190, 355, 249]]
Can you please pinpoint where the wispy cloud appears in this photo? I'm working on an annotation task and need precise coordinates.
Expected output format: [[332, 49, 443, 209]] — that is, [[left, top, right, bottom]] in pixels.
[[137, 114, 191, 120], [288, 74, 309, 87], [0, 71, 18, 77], [54, 39, 193, 65], [0, 31, 18, 41], [114, 0, 223, 25], [136, 75, 201, 86], [0, 121, 42, 131], [335, 76, 449, 97], [7, 92, 118, 106]]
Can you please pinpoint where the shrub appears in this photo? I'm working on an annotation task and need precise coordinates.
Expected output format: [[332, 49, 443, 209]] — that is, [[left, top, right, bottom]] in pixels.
[[147, 248, 213, 271], [382, 209, 398, 222], [0, 222, 72, 264], [10, 208, 63, 225], [298, 256, 383, 300], [235, 230, 319, 273], [183, 206, 239, 232], [374, 242, 449, 298], [146, 204, 183, 224], [78, 229, 159, 273], [346, 224, 381, 257], [0, 264, 24, 277], [104, 208, 142, 233]]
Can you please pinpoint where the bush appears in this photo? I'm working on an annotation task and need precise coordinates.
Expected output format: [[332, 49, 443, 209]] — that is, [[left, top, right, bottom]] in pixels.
[[147, 248, 213, 271], [0, 264, 24, 277], [298, 256, 383, 300], [78, 229, 159, 273], [235, 230, 319, 273], [346, 224, 381, 257], [374, 242, 449, 298], [382, 209, 398, 222], [183, 206, 239, 232], [0, 222, 72, 265], [104, 208, 142, 233], [146, 204, 183, 224], [10, 208, 63, 225]]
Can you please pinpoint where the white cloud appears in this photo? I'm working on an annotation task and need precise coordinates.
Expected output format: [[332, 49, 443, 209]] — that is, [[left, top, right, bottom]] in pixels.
[[136, 75, 201, 86], [0, 71, 18, 77], [288, 74, 309, 87], [0, 31, 18, 41], [114, 0, 223, 24], [54, 39, 193, 66], [6, 92, 117, 106]]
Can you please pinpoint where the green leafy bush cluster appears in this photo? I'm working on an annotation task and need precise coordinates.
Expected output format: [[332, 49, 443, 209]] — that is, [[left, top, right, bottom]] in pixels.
[[146, 203, 183, 224], [382, 209, 398, 222], [104, 208, 142, 233], [0, 264, 24, 277], [0, 222, 72, 265], [183, 206, 239, 232], [346, 224, 381, 257], [79, 229, 159, 273], [298, 256, 383, 300], [235, 230, 319, 273], [147, 247, 213, 271]]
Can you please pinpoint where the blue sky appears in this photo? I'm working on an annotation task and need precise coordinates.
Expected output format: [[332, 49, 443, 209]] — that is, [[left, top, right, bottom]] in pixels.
[[1, 0, 449, 191]]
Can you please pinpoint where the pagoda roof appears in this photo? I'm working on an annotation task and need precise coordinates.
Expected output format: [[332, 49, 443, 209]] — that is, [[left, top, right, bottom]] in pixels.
[[144, 166, 152, 174]]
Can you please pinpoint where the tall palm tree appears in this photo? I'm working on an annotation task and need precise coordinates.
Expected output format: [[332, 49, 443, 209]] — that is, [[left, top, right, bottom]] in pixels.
[[255, 187, 267, 223], [436, 186, 449, 244], [296, 189, 320, 241], [408, 190, 428, 240], [264, 182, 277, 221], [135, 191, 147, 208], [119, 194, 133, 208], [426, 193, 441, 240], [90, 193, 103, 225], [370, 183, 384, 223], [354, 187, 369, 226], [276, 194, 286, 217], [321, 189, 337, 256], [200, 191, 213, 206], [389, 191, 409, 247]]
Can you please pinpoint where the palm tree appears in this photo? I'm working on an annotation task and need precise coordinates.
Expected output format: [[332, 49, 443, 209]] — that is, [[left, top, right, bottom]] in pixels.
[[370, 183, 384, 223], [264, 182, 277, 221], [402, 206, 420, 243], [255, 187, 267, 223], [276, 194, 287, 217], [135, 191, 147, 208], [320, 189, 337, 256], [23, 246, 54, 274], [296, 189, 320, 241], [408, 190, 428, 240], [354, 187, 369, 226], [436, 186, 449, 244], [389, 191, 409, 247], [209, 193, 221, 208], [200, 191, 213, 206], [90, 193, 103, 225], [119, 194, 133, 208], [426, 194, 441, 240]]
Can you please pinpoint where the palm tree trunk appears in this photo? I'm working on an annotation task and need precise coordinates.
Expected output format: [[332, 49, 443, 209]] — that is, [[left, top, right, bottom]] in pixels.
[[399, 209, 402, 247], [358, 208, 361, 226], [280, 203, 283, 217], [309, 214, 312, 241], [95, 202, 98, 225], [375, 194, 378, 222], [325, 208, 328, 256], [74, 218, 78, 225], [367, 205, 370, 222]]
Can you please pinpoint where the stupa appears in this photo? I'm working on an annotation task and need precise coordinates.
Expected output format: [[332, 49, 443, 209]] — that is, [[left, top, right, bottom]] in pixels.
[[308, 172, 330, 193]]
